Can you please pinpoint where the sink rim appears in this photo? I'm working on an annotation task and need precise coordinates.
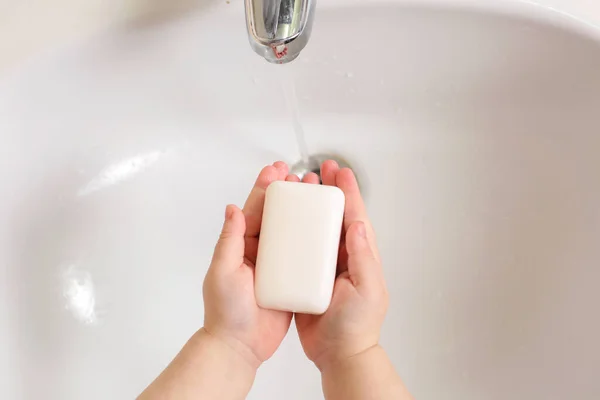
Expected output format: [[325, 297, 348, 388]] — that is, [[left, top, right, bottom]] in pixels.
[[1, 0, 600, 74], [318, 0, 600, 41]]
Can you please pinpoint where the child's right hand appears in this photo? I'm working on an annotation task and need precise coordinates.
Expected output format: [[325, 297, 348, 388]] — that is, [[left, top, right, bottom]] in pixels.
[[294, 161, 389, 371]]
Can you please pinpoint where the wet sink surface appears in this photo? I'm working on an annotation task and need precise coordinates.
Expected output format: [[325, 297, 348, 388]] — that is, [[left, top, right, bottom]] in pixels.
[[1, 3, 600, 399]]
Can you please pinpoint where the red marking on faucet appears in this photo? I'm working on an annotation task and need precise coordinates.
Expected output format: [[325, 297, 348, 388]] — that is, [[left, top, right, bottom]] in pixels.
[[272, 45, 288, 59]]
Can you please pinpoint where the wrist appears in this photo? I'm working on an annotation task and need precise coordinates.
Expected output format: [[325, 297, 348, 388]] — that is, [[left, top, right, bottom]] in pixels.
[[320, 345, 413, 400], [314, 341, 381, 373], [197, 328, 261, 372], [139, 328, 258, 400]]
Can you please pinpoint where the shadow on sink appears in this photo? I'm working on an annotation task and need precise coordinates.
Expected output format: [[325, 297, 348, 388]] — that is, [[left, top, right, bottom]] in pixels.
[[123, 0, 220, 29]]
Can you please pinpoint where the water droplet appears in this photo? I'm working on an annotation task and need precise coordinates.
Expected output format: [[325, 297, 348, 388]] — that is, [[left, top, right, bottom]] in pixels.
[[61, 265, 100, 325]]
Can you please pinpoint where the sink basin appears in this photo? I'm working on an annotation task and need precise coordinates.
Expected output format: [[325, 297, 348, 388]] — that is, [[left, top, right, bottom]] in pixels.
[[1, 1, 599, 399]]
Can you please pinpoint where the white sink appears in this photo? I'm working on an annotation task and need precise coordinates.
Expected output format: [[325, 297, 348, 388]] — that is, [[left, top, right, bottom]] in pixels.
[[1, 1, 599, 399]]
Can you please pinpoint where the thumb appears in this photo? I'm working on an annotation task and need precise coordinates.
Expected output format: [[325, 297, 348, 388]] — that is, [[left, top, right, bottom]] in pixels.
[[211, 205, 246, 271], [345, 221, 381, 287]]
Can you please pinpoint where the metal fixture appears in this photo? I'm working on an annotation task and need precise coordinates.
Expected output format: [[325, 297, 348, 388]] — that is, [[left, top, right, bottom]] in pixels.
[[290, 154, 355, 184], [245, 0, 316, 63]]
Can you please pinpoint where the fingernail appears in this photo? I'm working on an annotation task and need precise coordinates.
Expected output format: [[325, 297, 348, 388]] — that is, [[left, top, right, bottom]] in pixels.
[[225, 205, 234, 221], [356, 222, 366, 238]]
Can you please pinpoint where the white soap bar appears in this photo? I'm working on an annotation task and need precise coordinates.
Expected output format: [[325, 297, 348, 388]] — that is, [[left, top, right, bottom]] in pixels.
[[255, 181, 345, 315]]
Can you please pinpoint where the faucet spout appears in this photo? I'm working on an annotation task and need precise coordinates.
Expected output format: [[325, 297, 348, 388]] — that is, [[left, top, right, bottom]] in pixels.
[[245, 0, 316, 64]]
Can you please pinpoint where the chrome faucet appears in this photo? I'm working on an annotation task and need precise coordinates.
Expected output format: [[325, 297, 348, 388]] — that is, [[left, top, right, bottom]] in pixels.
[[245, 0, 316, 64]]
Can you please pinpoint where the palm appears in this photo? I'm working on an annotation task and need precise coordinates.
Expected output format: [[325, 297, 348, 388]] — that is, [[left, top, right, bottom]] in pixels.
[[294, 241, 356, 362], [294, 160, 379, 364], [240, 236, 291, 361], [204, 163, 295, 366], [254, 304, 291, 360]]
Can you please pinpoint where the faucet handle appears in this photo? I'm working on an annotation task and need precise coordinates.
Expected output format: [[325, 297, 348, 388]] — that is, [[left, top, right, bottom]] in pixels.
[[245, 0, 316, 63]]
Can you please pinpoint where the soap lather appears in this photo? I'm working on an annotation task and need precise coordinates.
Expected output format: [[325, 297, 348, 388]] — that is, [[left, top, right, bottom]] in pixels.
[[254, 181, 345, 315]]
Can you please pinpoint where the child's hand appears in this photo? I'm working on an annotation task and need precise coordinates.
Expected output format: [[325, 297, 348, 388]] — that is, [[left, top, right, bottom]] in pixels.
[[202, 162, 293, 369], [295, 161, 389, 371], [141, 161, 409, 400]]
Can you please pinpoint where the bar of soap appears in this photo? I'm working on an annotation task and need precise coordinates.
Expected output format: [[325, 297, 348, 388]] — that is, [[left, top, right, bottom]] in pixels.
[[255, 181, 345, 315]]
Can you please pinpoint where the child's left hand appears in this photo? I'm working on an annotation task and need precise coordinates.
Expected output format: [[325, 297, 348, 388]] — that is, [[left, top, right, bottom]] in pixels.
[[202, 162, 293, 369]]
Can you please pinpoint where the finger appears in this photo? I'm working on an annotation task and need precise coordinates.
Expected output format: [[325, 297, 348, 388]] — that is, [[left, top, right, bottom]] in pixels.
[[336, 168, 380, 260], [336, 168, 366, 229], [321, 160, 339, 186], [286, 174, 301, 182], [243, 165, 280, 237], [273, 161, 289, 180], [211, 205, 246, 271], [336, 241, 348, 275], [244, 236, 259, 266], [345, 221, 382, 287], [302, 172, 320, 184]]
